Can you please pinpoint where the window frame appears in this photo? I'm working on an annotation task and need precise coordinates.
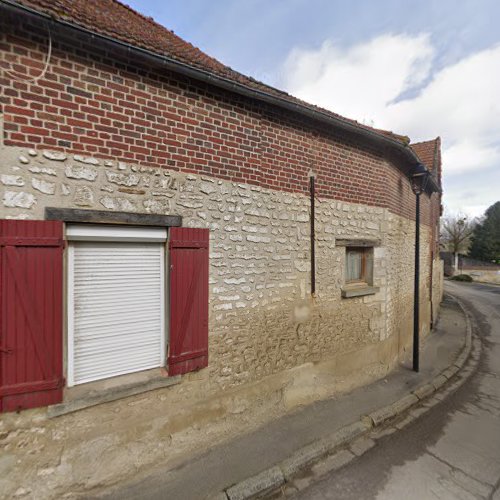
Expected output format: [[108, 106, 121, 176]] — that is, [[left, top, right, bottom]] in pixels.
[[345, 246, 371, 285], [66, 224, 168, 387], [336, 238, 380, 298]]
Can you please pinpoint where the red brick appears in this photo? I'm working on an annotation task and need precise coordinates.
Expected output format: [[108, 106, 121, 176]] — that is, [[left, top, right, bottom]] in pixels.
[[0, 17, 440, 228]]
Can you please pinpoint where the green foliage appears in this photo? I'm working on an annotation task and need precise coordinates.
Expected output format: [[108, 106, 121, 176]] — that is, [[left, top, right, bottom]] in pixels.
[[450, 274, 473, 282], [469, 201, 500, 263]]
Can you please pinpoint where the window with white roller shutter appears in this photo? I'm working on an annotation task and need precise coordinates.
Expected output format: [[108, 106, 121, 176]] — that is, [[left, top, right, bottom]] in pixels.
[[67, 225, 166, 386]]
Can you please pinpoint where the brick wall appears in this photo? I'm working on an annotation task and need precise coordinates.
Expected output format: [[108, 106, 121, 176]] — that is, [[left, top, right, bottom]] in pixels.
[[0, 12, 440, 229]]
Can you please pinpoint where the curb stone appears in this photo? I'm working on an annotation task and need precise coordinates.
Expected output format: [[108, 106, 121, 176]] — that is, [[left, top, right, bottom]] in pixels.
[[413, 383, 435, 400], [441, 365, 460, 380], [366, 394, 419, 427], [226, 467, 284, 500], [217, 293, 478, 500], [280, 420, 370, 480], [431, 374, 449, 391]]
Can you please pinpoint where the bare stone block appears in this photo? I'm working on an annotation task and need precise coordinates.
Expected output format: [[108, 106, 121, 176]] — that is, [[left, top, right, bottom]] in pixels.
[[73, 186, 94, 206], [200, 182, 217, 194], [1, 174, 24, 186], [29, 166, 57, 176], [32, 178, 56, 195], [143, 198, 171, 214], [100, 196, 136, 211], [43, 150, 67, 161], [3, 191, 36, 208], [177, 199, 204, 209], [74, 154, 100, 165], [65, 164, 98, 181], [106, 171, 140, 186]]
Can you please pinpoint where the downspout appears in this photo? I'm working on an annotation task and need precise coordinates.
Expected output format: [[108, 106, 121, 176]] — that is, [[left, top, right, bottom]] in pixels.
[[309, 175, 316, 296]]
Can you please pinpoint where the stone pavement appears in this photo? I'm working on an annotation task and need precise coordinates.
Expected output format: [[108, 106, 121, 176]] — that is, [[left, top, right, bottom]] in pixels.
[[93, 294, 466, 500]]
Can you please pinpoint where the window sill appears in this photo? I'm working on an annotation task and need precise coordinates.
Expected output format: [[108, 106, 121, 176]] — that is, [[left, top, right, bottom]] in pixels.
[[47, 373, 181, 418], [341, 285, 380, 298]]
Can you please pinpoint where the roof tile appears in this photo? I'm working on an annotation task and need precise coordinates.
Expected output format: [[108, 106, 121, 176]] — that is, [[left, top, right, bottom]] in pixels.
[[10, 0, 411, 144], [411, 139, 440, 171]]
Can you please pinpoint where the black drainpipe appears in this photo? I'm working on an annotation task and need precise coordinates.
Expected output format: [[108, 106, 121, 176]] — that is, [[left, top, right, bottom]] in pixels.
[[310, 175, 316, 296], [413, 192, 421, 372]]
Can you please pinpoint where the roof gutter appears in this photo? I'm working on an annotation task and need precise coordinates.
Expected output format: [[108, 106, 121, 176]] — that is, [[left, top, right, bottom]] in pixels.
[[1, 0, 440, 194]]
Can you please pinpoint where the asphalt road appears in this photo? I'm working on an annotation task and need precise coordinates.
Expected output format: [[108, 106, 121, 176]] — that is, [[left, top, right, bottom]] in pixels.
[[292, 281, 500, 500]]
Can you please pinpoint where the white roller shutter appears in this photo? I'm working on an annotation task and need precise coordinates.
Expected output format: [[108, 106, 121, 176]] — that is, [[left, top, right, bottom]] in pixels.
[[68, 229, 165, 386]]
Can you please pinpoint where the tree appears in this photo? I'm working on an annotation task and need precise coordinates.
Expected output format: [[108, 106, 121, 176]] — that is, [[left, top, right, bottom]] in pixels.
[[469, 201, 500, 263], [440, 213, 475, 273]]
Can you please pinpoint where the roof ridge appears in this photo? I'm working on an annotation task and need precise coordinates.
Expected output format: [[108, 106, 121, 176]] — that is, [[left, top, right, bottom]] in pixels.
[[109, 0, 236, 75], [410, 137, 441, 179], [109, 0, 165, 30], [411, 138, 438, 146]]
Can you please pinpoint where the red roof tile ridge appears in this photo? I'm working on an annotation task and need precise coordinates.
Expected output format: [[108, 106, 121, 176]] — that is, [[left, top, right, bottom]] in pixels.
[[109, 0, 166, 29], [411, 137, 439, 146], [410, 137, 441, 172], [110, 0, 229, 72]]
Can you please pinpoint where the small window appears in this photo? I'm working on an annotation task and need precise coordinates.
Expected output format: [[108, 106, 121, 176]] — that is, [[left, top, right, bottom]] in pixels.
[[345, 247, 373, 285], [337, 239, 379, 298]]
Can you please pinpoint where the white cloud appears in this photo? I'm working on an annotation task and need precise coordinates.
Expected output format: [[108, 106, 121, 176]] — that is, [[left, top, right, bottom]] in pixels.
[[281, 34, 500, 216], [283, 34, 434, 125], [442, 140, 499, 174], [443, 175, 497, 218]]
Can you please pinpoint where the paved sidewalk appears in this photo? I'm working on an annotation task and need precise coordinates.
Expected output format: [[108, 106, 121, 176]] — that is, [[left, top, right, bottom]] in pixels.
[[94, 295, 466, 500]]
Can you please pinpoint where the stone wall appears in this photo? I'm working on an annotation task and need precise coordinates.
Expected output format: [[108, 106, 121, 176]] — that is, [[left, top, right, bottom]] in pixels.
[[1, 144, 435, 386], [462, 268, 500, 285], [0, 144, 442, 498]]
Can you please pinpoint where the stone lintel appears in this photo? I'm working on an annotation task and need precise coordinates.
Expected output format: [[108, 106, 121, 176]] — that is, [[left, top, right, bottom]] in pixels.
[[336, 238, 381, 247]]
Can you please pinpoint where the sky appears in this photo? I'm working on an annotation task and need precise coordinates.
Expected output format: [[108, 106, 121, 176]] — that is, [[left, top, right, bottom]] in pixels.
[[126, 0, 500, 218]]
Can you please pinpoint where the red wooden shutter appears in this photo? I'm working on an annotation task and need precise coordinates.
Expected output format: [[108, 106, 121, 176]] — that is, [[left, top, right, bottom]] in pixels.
[[0, 220, 64, 413], [168, 227, 209, 376]]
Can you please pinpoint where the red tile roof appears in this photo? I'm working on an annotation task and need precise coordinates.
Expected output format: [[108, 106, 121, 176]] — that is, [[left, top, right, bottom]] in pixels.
[[9, 0, 411, 145], [411, 138, 440, 171]]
